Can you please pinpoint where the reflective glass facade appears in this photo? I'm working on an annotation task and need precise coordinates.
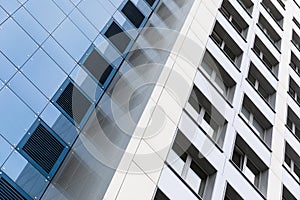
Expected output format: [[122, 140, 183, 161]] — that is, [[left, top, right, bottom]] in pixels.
[[0, 0, 162, 199]]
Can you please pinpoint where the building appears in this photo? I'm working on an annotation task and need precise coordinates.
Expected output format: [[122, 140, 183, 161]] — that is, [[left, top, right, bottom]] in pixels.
[[0, 0, 300, 199]]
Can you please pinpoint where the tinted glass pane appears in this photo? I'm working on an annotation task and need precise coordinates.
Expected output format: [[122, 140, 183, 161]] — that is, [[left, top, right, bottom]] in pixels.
[[105, 21, 131, 53], [154, 188, 169, 200], [0, 88, 36, 145], [83, 49, 114, 85], [145, 0, 156, 6], [122, 1, 145, 28]]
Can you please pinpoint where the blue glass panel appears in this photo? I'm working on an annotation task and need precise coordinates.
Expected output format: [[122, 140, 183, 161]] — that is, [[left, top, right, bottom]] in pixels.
[[0, 87, 36, 145], [96, 0, 115, 16], [9, 72, 48, 114], [77, 0, 111, 32], [0, 80, 3, 90], [0, 136, 12, 167], [2, 151, 49, 199], [42, 36, 76, 74], [0, 6, 8, 24], [108, 0, 123, 8], [0, 18, 38, 68], [41, 103, 79, 145], [0, 52, 17, 83], [2, 151, 27, 181], [0, 0, 21, 14], [69, 0, 81, 6], [25, 0, 65, 33], [22, 49, 67, 99], [52, 0, 75, 15], [69, 8, 98, 42], [70, 65, 103, 102], [52, 18, 90, 61], [13, 7, 49, 45]]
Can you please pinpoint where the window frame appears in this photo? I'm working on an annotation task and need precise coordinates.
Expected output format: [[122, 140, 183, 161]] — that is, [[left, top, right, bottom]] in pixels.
[[52, 78, 95, 129], [17, 119, 69, 180]]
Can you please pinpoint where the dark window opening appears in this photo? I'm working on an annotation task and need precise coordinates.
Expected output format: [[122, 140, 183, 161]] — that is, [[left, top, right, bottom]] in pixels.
[[104, 21, 131, 53], [82, 48, 114, 85], [122, 1, 145, 28]]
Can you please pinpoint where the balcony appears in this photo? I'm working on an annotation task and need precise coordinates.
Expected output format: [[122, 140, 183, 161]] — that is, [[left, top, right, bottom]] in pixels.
[[231, 134, 268, 197], [186, 85, 227, 147], [290, 51, 300, 76], [167, 130, 217, 200], [240, 95, 273, 147], [284, 142, 300, 183], [286, 107, 300, 141], [237, 0, 254, 16], [261, 0, 284, 29], [258, 14, 281, 51], [200, 50, 236, 102], [289, 77, 300, 106], [253, 36, 279, 78], [292, 30, 300, 51], [219, 0, 249, 39], [211, 22, 243, 68], [247, 63, 276, 109]]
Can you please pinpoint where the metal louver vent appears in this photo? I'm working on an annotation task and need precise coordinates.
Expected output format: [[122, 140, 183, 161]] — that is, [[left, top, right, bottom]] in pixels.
[[56, 82, 92, 125], [22, 124, 65, 174], [0, 176, 27, 200]]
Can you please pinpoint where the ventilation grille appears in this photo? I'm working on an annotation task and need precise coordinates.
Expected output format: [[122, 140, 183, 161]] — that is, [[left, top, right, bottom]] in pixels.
[[0, 177, 26, 200], [122, 1, 145, 28], [22, 124, 65, 174], [83, 49, 114, 85], [56, 82, 92, 125]]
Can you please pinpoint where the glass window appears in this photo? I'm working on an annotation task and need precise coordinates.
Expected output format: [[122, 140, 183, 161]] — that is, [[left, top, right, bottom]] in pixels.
[[0, 87, 36, 145], [121, 1, 145, 28], [52, 0, 74, 15], [232, 148, 243, 169], [2, 151, 49, 199], [186, 161, 205, 195], [0, 135, 13, 166], [41, 103, 79, 145], [253, 118, 264, 135], [25, 0, 65, 33], [104, 21, 131, 53], [0, 18, 38, 68], [0, 52, 17, 83], [241, 106, 250, 121], [22, 49, 67, 99], [68, 8, 98, 42], [70, 65, 104, 102], [13, 7, 49, 44], [81, 47, 115, 86], [9, 72, 48, 114], [77, 0, 111, 31], [42, 36, 76, 75], [0, 0, 20, 14], [0, 7, 7, 24], [52, 18, 90, 61]]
